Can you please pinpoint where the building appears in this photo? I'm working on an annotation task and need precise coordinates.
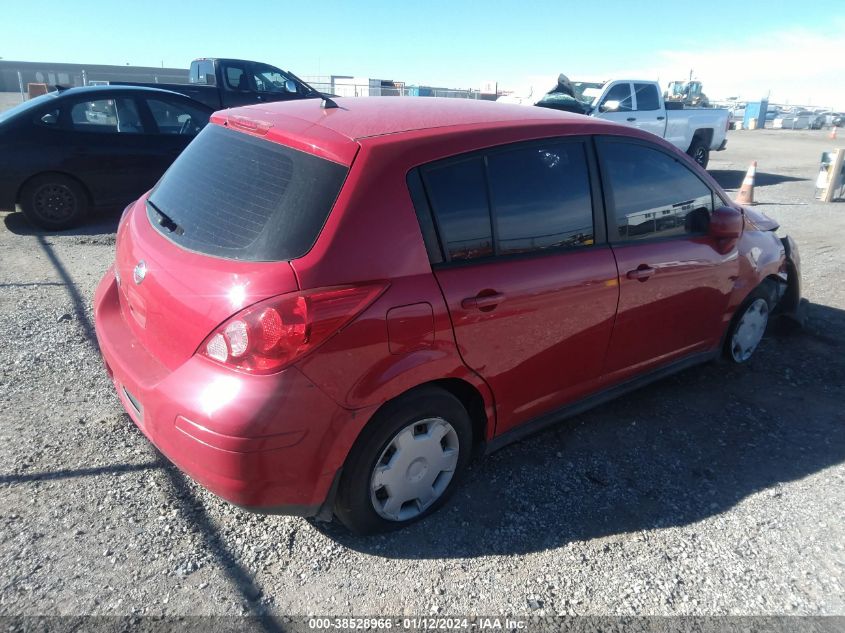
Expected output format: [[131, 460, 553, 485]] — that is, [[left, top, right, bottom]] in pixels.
[[0, 59, 189, 107]]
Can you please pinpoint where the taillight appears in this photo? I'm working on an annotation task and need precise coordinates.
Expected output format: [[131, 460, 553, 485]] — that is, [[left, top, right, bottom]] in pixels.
[[197, 283, 388, 374]]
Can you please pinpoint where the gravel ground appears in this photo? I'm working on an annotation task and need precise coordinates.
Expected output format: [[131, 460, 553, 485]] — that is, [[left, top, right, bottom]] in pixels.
[[0, 129, 843, 619]]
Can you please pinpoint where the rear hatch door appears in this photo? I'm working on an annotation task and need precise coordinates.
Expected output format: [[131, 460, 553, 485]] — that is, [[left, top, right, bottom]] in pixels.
[[114, 122, 350, 371]]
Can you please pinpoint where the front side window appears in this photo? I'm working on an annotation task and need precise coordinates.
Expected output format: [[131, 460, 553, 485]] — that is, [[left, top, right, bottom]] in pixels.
[[487, 143, 594, 254], [146, 98, 209, 135], [634, 83, 660, 111], [600, 140, 714, 241], [69, 98, 143, 133], [252, 65, 295, 94], [423, 158, 492, 261], [600, 83, 633, 112]]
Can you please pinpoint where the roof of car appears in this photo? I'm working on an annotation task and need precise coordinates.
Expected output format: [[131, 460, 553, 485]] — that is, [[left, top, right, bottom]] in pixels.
[[55, 84, 210, 103], [232, 96, 587, 141], [215, 96, 646, 166]]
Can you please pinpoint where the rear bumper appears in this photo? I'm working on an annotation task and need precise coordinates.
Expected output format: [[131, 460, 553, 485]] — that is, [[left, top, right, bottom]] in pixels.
[[93, 269, 354, 515]]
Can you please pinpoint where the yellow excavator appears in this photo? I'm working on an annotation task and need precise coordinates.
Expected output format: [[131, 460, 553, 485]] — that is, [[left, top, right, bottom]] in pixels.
[[665, 80, 710, 108]]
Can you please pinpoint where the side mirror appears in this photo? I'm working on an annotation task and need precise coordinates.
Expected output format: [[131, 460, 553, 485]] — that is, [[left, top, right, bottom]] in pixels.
[[600, 100, 620, 113], [284, 79, 297, 93], [709, 206, 743, 239]]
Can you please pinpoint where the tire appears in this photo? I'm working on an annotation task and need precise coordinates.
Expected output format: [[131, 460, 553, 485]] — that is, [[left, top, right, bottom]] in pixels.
[[20, 174, 88, 230], [334, 386, 473, 535], [687, 139, 710, 169], [724, 282, 775, 364]]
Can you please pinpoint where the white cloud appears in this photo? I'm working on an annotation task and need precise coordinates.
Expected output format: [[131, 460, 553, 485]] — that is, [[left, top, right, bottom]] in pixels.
[[612, 25, 845, 109]]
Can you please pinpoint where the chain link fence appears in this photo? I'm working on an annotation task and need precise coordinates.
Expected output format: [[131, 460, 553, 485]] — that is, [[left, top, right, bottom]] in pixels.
[[301, 76, 489, 99]]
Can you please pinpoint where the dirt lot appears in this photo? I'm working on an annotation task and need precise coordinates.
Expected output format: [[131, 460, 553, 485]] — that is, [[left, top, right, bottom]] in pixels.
[[1, 128, 843, 620]]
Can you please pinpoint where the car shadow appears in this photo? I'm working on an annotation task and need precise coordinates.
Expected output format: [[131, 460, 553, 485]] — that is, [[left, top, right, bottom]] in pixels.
[[3, 207, 120, 238], [314, 302, 845, 558], [709, 169, 807, 190]]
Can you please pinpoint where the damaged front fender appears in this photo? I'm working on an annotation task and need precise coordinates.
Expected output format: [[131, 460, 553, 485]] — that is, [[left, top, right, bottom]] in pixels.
[[777, 234, 805, 326]]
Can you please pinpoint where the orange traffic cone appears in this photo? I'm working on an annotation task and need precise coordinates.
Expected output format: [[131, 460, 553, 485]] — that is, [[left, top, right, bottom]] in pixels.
[[736, 160, 757, 205], [830, 126, 838, 140]]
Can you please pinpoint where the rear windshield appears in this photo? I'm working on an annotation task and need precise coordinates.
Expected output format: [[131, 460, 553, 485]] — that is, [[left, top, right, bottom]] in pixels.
[[0, 92, 58, 125], [147, 124, 348, 261]]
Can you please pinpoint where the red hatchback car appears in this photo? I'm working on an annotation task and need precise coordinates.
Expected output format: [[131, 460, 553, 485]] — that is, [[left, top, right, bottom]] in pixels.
[[94, 98, 801, 534]]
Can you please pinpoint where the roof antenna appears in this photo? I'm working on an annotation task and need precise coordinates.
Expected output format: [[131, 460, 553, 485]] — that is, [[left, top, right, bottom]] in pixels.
[[321, 95, 339, 109]]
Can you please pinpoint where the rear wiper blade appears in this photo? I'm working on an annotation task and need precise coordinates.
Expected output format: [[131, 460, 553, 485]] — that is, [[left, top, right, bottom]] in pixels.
[[147, 201, 184, 235]]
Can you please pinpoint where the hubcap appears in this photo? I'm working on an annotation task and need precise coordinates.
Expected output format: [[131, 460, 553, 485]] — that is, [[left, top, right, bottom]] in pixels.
[[370, 417, 459, 522], [33, 183, 77, 221], [731, 298, 769, 362]]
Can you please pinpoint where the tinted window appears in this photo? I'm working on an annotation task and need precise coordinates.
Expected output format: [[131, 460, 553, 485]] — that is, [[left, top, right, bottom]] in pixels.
[[148, 125, 348, 262], [70, 98, 143, 133], [602, 141, 714, 241], [146, 98, 210, 135], [224, 64, 250, 90], [487, 143, 594, 254], [634, 83, 660, 111], [601, 83, 632, 112], [423, 158, 493, 261], [196, 61, 215, 85]]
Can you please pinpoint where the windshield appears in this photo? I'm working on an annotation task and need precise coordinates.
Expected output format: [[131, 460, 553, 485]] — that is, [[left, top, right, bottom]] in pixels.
[[0, 92, 58, 125], [536, 81, 603, 113], [571, 81, 604, 103], [148, 124, 348, 262]]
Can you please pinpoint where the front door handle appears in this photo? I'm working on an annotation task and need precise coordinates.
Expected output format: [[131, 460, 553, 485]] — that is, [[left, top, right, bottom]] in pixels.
[[626, 265, 656, 281], [626, 117, 637, 122], [461, 292, 505, 311], [657, 116, 665, 120]]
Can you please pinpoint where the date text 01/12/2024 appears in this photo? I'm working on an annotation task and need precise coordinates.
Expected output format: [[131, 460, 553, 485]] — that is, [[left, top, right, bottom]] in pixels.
[[307, 618, 527, 630]]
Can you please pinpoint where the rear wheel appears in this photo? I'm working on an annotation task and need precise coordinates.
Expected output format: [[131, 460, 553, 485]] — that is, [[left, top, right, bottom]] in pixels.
[[724, 283, 774, 363], [20, 174, 88, 230], [687, 139, 710, 169], [334, 386, 473, 534]]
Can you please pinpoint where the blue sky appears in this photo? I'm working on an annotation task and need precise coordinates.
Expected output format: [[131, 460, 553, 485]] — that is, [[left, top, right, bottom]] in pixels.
[[3, 0, 845, 106]]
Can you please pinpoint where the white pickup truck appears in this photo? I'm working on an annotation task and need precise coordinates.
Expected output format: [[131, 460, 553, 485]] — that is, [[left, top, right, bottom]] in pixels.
[[499, 78, 729, 168]]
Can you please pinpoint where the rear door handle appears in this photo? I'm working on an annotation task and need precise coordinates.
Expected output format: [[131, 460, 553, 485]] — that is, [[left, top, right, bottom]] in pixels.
[[461, 292, 505, 310], [626, 117, 637, 122], [626, 266, 656, 281]]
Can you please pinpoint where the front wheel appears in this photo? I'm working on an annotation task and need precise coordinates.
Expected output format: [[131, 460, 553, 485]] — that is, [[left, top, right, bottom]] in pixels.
[[724, 283, 774, 363], [334, 387, 473, 534], [687, 139, 710, 169]]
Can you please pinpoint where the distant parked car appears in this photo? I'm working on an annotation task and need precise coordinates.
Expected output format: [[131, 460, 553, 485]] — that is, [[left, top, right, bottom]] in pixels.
[[117, 58, 324, 110], [0, 85, 212, 229]]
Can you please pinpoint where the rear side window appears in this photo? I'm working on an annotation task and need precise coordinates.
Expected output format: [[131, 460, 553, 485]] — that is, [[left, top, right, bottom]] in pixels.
[[634, 83, 660, 111], [422, 158, 493, 261], [417, 139, 595, 262], [148, 125, 348, 262], [600, 140, 714, 241], [487, 143, 594, 254], [70, 98, 143, 133]]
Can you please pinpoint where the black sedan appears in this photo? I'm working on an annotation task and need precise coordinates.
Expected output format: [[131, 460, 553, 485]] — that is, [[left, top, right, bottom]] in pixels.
[[0, 85, 213, 230]]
